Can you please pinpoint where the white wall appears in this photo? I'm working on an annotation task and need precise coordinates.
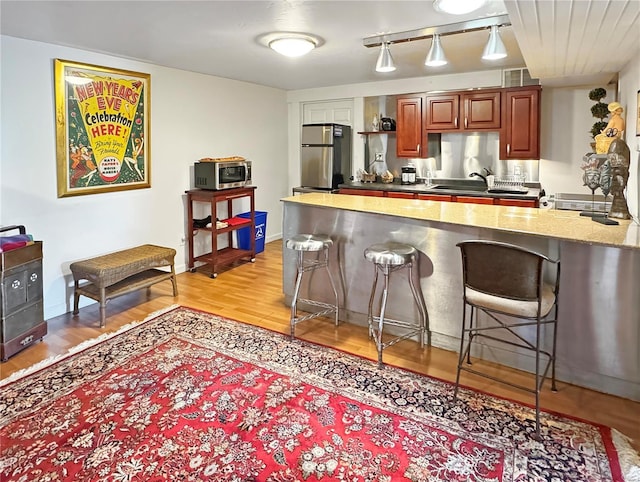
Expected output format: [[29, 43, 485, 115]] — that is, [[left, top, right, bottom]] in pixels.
[[539, 83, 618, 196], [618, 52, 640, 220], [0, 36, 289, 319]]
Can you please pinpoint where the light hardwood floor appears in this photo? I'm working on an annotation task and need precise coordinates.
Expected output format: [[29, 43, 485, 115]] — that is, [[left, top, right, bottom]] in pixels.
[[2, 239, 638, 451]]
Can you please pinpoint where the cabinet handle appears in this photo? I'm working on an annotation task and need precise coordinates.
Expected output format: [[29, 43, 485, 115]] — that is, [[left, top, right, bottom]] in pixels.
[[464, 117, 468, 129], [507, 143, 511, 155], [455, 117, 458, 128], [416, 143, 420, 154]]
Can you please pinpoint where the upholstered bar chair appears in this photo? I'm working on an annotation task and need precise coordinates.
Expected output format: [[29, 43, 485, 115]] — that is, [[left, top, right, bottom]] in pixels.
[[453, 240, 560, 440]]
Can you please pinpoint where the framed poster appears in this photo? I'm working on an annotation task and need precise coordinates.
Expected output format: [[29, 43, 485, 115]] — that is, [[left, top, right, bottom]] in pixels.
[[54, 59, 150, 197]]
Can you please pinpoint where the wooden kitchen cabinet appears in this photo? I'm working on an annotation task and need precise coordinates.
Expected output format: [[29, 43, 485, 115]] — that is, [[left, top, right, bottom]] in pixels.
[[425, 90, 501, 131], [396, 95, 427, 158], [497, 198, 538, 208], [425, 94, 459, 131], [387, 192, 416, 199], [455, 196, 495, 205], [417, 194, 453, 202], [501, 86, 541, 160]]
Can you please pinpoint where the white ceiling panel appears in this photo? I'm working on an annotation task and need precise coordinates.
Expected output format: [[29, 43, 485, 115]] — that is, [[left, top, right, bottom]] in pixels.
[[0, 0, 638, 90]]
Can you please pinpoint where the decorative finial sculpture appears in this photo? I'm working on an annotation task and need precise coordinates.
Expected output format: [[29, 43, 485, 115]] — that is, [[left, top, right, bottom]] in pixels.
[[607, 138, 631, 220]]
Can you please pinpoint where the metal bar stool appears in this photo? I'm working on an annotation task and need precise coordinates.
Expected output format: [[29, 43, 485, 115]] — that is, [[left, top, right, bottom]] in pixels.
[[286, 234, 339, 340], [454, 240, 560, 440], [364, 241, 430, 368]]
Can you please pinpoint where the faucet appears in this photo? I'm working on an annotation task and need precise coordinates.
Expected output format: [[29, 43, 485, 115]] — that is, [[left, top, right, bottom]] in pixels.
[[469, 172, 487, 185]]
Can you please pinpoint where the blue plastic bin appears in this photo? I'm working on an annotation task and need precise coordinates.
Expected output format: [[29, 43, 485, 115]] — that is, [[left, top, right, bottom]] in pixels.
[[237, 211, 267, 254]]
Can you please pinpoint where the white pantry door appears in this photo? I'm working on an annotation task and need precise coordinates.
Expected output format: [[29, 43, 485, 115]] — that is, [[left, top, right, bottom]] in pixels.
[[302, 100, 353, 125]]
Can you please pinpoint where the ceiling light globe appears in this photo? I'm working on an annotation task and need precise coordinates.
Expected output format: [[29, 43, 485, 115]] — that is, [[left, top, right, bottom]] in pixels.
[[433, 0, 486, 15], [269, 37, 316, 57]]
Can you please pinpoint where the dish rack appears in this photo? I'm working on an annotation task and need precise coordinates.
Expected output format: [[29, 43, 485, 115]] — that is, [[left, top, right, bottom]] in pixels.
[[491, 174, 527, 192]]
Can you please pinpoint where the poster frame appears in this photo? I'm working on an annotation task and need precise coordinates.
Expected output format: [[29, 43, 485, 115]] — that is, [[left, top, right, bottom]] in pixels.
[[54, 59, 151, 197]]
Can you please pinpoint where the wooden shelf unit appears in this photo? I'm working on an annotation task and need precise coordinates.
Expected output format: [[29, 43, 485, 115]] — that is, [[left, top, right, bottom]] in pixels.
[[185, 186, 257, 278]]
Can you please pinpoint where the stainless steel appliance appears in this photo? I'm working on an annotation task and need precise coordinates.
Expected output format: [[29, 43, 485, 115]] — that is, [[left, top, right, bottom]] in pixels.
[[554, 193, 611, 212], [301, 124, 352, 189], [194, 159, 252, 190]]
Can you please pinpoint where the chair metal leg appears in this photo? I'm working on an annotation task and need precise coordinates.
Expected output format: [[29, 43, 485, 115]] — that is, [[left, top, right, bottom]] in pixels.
[[367, 267, 379, 339], [534, 315, 542, 440], [375, 268, 390, 369], [466, 306, 475, 365], [551, 303, 559, 392], [407, 263, 428, 347], [290, 250, 304, 340], [453, 302, 468, 400], [322, 247, 340, 326]]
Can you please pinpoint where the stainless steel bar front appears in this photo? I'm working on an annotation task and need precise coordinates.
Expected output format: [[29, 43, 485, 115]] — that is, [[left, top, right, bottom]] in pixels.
[[281, 197, 640, 401]]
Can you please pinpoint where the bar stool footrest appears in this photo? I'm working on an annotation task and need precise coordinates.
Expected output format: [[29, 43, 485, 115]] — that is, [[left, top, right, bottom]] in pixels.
[[371, 316, 425, 348], [292, 298, 338, 325]]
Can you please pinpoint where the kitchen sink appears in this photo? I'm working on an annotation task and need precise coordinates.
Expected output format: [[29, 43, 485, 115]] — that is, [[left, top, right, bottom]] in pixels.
[[431, 184, 488, 192]]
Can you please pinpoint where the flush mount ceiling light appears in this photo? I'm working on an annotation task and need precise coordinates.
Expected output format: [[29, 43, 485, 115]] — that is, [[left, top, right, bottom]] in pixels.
[[363, 14, 510, 72], [433, 0, 487, 15], [424, 34, 448, 67], [482, 25, 507, 60], [259, 32, 322, 58], [375, 42, 396, 72]]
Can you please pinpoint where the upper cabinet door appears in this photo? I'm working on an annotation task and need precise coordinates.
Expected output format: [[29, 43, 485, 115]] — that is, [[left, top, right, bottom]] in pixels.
[[501, 87, 541, 160], [425, 94, 459, 130], [426, 92, 501, 131], [396, 96, 426, 158], [464, 91, 501, 130]]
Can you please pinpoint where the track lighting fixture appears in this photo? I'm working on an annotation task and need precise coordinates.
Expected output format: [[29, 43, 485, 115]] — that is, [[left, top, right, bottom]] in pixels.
[[375, 42, 396, 72], [425, 34, 448, 67], [363, 14, 510, 72], [482, 25, 507, 60]]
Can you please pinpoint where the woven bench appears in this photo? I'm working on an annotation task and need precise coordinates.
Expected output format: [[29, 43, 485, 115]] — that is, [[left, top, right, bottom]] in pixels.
[[70, 244, 178, 327]]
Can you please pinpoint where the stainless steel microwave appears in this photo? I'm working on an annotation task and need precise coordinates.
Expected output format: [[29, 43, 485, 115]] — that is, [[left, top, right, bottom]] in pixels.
[[194, 160, 252, 190]]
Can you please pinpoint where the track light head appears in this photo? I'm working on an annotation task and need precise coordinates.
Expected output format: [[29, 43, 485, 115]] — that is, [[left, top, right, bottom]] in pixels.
[[376, 42, 396, 72], [425, 34, 448, 67], [482, 25, 507, 60]]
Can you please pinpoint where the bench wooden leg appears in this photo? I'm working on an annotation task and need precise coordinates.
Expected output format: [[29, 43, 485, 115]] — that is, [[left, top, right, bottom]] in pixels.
[[99, 287, 106, 328], [73, 281, 80, 315], [170, 265, 178, 296]]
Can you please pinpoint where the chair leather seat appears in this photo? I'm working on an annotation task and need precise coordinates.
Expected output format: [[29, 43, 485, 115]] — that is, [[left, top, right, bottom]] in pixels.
[[465, 283, 556, 318]]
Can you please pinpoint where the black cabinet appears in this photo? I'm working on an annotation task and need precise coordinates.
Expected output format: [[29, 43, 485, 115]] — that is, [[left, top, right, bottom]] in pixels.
[[1, 227, 46, 360]]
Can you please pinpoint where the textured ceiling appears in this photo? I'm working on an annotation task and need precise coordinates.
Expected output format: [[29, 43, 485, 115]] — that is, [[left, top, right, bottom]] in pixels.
[[0, 0, 638, 90]]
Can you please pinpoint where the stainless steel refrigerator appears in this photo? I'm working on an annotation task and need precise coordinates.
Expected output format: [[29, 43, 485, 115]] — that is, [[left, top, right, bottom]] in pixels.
[[301, 123, 352, 190]]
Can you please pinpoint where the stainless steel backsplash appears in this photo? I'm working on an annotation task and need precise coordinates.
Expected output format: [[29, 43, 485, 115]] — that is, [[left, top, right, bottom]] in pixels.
[[366, 132, 540, 183]]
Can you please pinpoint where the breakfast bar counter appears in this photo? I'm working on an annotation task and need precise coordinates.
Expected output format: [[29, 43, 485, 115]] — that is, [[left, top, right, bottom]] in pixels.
[[281, 193, 640, 400]]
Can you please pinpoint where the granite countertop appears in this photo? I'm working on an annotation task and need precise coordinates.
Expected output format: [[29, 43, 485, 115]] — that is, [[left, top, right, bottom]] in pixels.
[[281, 192, 640, 250], [339, 181, 541, 200]]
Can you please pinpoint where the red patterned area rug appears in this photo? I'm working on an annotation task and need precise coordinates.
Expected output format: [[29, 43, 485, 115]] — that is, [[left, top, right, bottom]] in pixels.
[[1, 306, 638, 481]]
